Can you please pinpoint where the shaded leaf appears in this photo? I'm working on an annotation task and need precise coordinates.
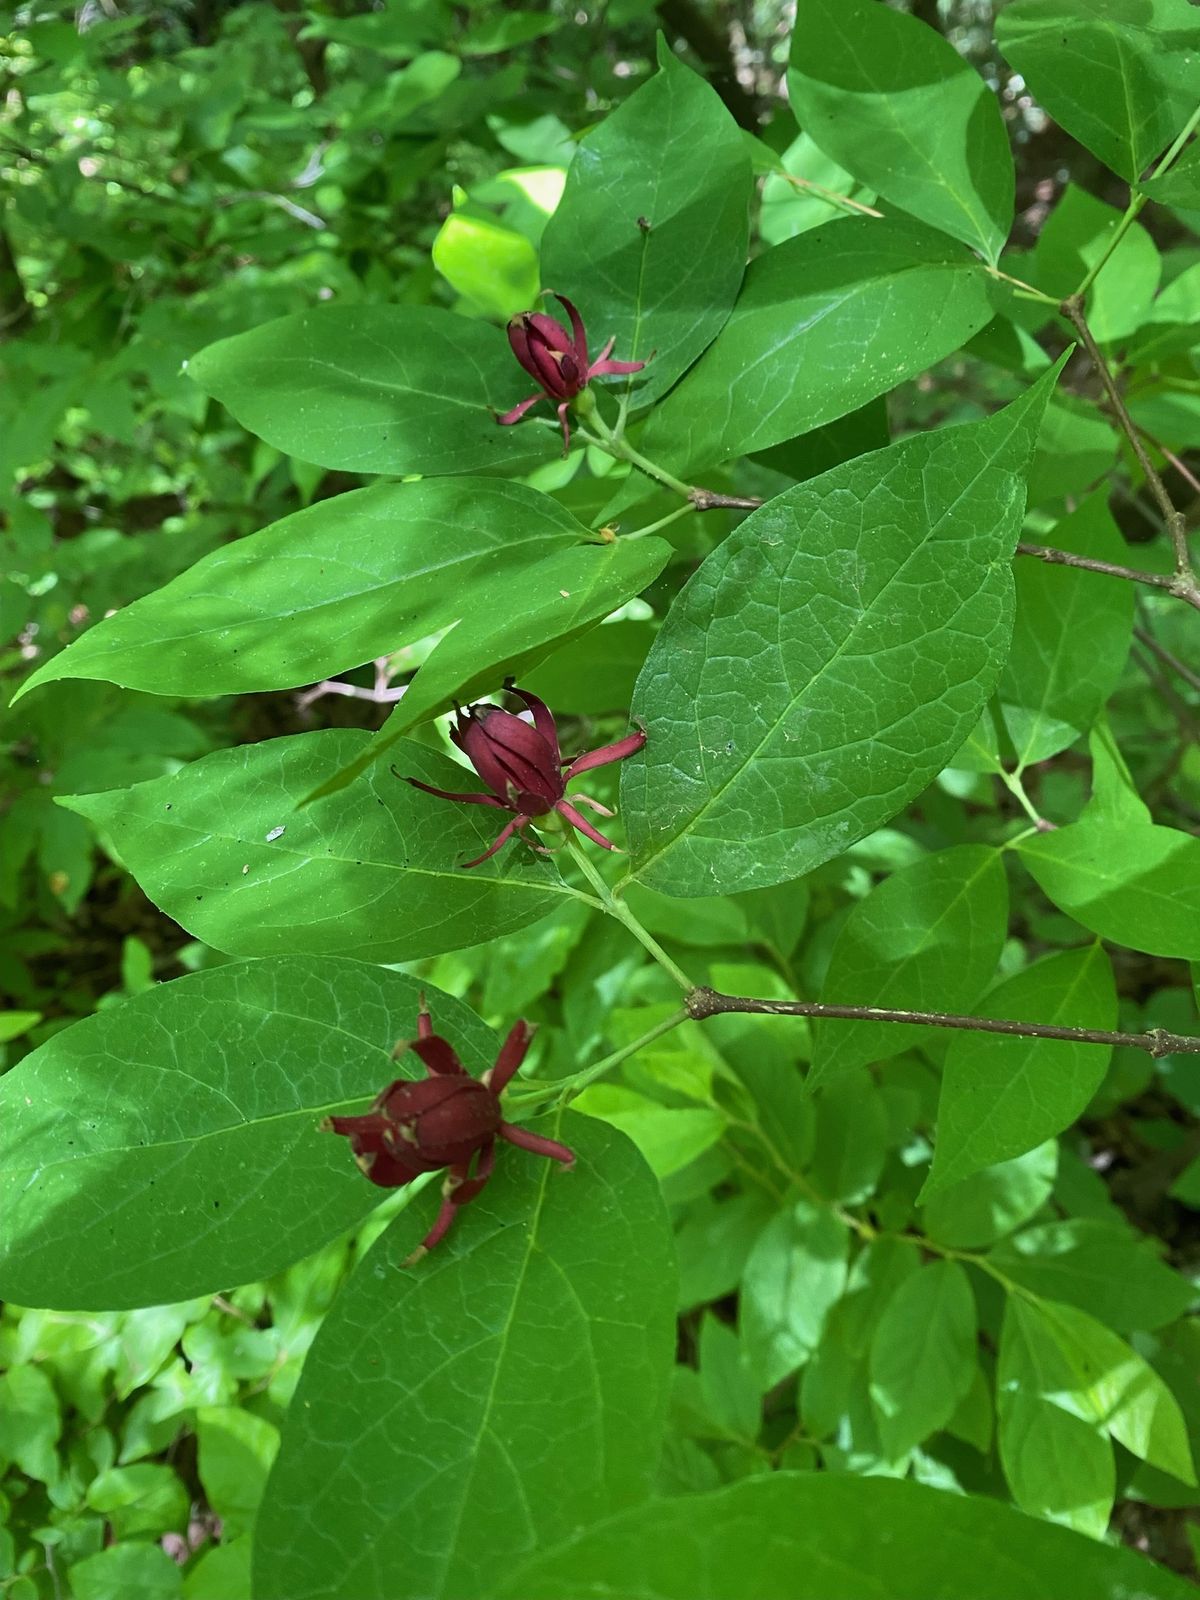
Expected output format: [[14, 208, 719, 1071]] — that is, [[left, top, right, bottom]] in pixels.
[[868, 1261, 977, 1457], [1018, 821, 1200, 960], [811, 846, 1008, 1086], [923, 945, 1116, 1197], [16, 480, 595, 701], [788, 0, 1013, 261], [996, 0, 1200, 184], [496, 1473, 1194, 1598]]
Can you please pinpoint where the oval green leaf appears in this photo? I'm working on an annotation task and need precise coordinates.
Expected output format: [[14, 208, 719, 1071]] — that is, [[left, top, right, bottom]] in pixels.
[[0, 959, 495, 1308], [61, 730, 572, 962], [15, 480, 595, 702], [540, 39, 752, 409], [922, 944, 1117, 1198], [254, 1114, 676, 1600], [622, 363, 1062, 897], [495, 1472, 1194, 1599], [1018, 820, 1200, 960], [630, 216, 999, 483], [788, 0, 1013, 262], [186, 305, 557, 475]]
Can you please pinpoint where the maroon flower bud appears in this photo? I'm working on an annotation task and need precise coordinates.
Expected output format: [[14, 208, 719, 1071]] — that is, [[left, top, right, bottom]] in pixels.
[[322, 999, 573, 1264], [398, 682, 647, 868], [497, 291, 647, 454]]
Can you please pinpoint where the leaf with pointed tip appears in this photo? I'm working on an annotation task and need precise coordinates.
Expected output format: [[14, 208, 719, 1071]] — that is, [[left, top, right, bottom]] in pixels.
[[61, 731, 572, 962], [922, 945, 1117, 1199], [494, 1473, 1194, 1599], [0, 959, 494, 1309], [539, 39, 752, 408], [868, 1261, 977, 1458], [788, 0, 1013, 262], [622, 363, 1063, 897], [627, 217, 999, 485], [187, 305, 556, 475], [996, 0, 1200, 184], [311, 536, 670, 799], [1017, 821, 1200, 960], [14, 480, 596, 702], [810, 846, 1008, 1087], [254, 1115, 675, 1600]]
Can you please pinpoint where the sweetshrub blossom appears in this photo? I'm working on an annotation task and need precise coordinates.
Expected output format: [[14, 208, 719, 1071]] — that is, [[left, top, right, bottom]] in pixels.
[[323, 1000, 573, 1263], [497, 292, 645, 452], [400, 683, 646, 867]]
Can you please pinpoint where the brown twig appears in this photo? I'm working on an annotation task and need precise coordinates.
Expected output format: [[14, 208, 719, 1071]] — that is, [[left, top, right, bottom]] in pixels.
[[1061, 295, 1197, 595], [688, 488, 765, 512], [685, 986, 1200, 1058], [1015, 541, 1200, 608], [1134, 625, 1200, 696]]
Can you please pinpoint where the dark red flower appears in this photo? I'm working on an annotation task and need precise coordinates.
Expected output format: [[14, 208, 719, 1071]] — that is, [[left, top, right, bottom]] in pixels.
[[497, 292, 646, 453], [323, 999, 573, 1264], [397, 682, 646, 868]]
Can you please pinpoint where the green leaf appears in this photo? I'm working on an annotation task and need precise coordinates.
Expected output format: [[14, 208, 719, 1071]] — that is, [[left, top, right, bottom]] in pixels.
[[921, 1141, 1058, 1250], [1007, 1296, 1196, 1485], [698, 1313, 761, 1440], [995, 0, 1200, 184], [186, 305, 557, 476], [1018, 821, 1200, 960], [68, 1543, 183, 1600], [811, 846, 1008, 1086], [195, 1407, 280, 1539], [0, 1364, 60, 1482], [989, 1220, 1195, 1332], [1140, 141, 1200, 208], [631, 217, 998, 482], [787, 0, 1013, 261], [254, 1115, 675, 1600], [622, 363, 1062, 896], [738, 1202, 849, 1390], [1083, 716, 1152, 827], [573, 1086, 725, 1177], [539, 39, 752, 408], [868, 1261, 977, 1458], [995, 493, 1134, 767], [16, 480, 596, 701], [923, 945, 1117, 1197], [998, 1297, 1116, 1538], [85, 1463, 189, 1539], [61, 731, 570, 962], [1033, 185, 1160, 343], [809, 1070, 889, 1205], [432, 213, 539, 319], [0, 959, 497, 1308], [496, 1473, 1195, 1599], [375, 537, 669, 742]]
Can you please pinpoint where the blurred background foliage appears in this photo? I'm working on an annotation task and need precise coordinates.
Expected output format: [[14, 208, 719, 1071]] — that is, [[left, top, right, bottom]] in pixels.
[[3, 1, 1200, 1595]]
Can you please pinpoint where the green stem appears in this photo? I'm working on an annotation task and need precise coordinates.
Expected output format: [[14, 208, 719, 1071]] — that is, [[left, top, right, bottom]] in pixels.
[[562, 1008, 690, 1102], [1074, 102, 1200, 301], [576, 391, 696, 498], [623, 502, 694, 541], [564, 835, 694, 991], [984, 264, 1058, 306]]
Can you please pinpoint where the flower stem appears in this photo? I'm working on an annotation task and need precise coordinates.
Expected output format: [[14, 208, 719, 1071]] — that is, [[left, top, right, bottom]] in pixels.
[[564, 835, 694, 991]]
